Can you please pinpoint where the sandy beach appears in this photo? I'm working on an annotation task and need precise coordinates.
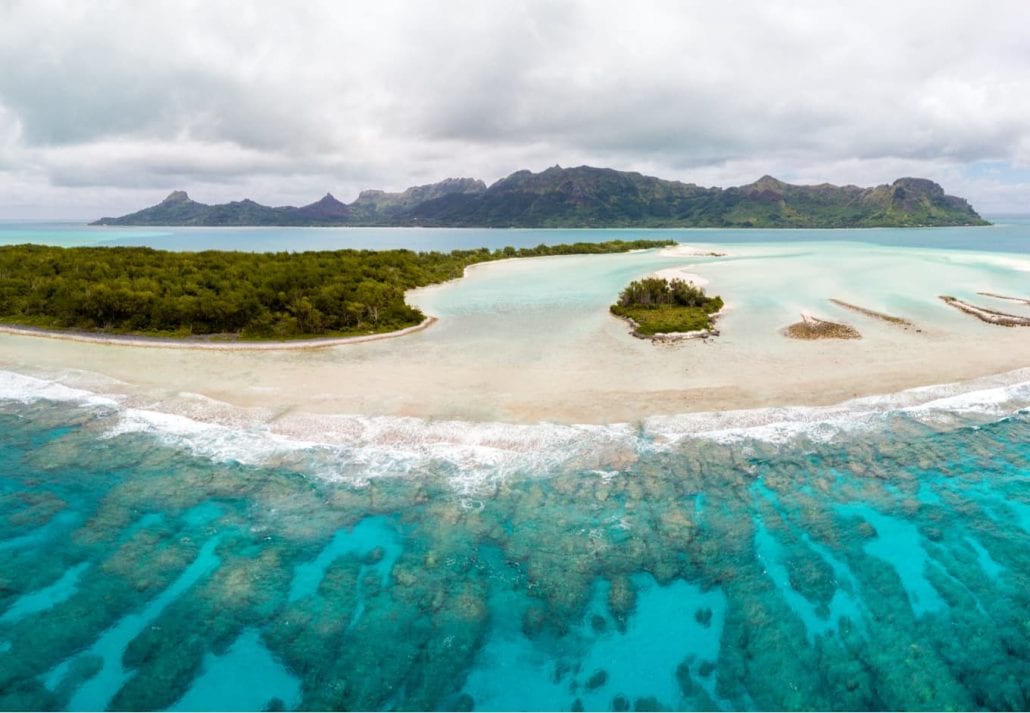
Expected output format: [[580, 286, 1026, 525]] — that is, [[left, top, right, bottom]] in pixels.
[[0, 317, 437, 351], [1, 242, 1028, 430]]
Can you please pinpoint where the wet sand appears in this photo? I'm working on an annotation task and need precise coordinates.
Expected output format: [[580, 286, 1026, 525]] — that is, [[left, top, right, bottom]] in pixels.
[[0, 317, 437, 350], [2, 320, 1026, 428], [1, 245, 1028, 427], [1, 309, 1028, 426]]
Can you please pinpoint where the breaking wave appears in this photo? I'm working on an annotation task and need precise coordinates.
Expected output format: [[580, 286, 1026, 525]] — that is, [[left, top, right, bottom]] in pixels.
[[1, 367, 1028, 491]]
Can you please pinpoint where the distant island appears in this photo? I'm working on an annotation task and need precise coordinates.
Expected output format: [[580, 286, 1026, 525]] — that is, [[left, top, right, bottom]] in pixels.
[[93, 166, 988, 229]]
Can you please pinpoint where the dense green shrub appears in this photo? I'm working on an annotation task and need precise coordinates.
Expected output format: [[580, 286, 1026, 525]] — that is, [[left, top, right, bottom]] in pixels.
[[611, 277, 723, 335], [616, 277, 721, 310], [0, 239, 673, 339]]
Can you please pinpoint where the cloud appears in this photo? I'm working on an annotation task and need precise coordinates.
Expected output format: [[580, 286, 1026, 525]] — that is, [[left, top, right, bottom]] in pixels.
[[1, 0, 1029, 216]]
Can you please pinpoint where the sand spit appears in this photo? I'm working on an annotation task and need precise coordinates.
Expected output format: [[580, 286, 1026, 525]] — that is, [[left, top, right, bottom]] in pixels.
[[978, 291, 1030, 306], [649, 267, 710, 287], [3, 244, 1030, 425], [829, 299, 915, 328], [0, 317, 438, 351], [659, 245, 727, 258], [784, 314, 861, 340], [939, 296, 1030, 327]]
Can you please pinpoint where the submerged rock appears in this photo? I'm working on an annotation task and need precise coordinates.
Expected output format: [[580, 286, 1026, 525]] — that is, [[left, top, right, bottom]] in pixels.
[[586, 669, 608, 690], [608, 575, 637, 631]]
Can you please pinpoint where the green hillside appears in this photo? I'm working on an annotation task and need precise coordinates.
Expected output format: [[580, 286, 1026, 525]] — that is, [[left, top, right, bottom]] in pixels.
[[94, 166, 988, 228]]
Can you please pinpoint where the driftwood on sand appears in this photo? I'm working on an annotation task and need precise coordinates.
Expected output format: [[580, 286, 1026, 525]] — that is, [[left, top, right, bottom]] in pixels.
[[783, 314, 861, 340], [940, 296, 1030, 327]]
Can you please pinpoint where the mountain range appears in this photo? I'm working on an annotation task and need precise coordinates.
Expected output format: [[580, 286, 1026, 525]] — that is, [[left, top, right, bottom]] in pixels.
[[93, 166, 988, 228]]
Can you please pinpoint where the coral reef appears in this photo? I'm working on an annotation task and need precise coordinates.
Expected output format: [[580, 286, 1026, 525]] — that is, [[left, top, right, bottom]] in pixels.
[[0, 397, 1027, 710]]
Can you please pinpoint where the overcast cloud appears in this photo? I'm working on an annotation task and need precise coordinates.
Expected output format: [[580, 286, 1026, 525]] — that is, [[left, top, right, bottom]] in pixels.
[[1, 0, 1029, 217]]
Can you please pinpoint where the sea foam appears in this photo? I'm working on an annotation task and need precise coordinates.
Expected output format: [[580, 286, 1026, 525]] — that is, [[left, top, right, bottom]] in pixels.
[[644, 369, 1030, 446], [0, 370, 120, 408], [1, 367, 1027, 489]]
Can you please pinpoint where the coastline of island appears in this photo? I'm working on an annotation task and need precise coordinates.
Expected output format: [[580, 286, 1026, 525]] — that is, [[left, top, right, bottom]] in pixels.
[[609, 275, 725, 341], [0, 239, 674, 345], [0, 230, 1026, 427], [2, 241, 1029, 425], [0, 316, 439, 351], [92, 166, 988, 229]]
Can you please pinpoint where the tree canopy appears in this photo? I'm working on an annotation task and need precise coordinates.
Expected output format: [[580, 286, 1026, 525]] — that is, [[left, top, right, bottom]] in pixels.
[[0, 240, 673, 340], [611, 277, 724, 336]]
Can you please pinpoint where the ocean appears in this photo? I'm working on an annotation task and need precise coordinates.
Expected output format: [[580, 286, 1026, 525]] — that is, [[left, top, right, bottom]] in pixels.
[[0, 220, 1027, 711], [2, 217, 1030, 254]]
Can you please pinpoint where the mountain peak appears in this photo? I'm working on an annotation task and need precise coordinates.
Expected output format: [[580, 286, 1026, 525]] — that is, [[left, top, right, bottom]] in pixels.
[[91, 167, 987, 228], [891, 177, 944, 195], [311, 192, 345, 206], [295, 192, 350, 220], [162, 190, 191, 204], [749, 175, 787, 191], [356, 189, 386, 202]]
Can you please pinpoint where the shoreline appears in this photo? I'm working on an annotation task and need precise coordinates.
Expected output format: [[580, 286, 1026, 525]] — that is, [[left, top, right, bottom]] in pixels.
[[81, 222, 996, 231], [0, 316, 438, 351], [0, 249, 666, 351], [3, 310, 1028, 425], [1, 242, 1028, 426], [1, 364, 1027, 447]]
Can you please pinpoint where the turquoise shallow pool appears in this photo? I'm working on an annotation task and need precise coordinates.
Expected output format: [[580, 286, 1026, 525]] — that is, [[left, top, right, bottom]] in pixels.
[[0, 222, 1028, 710], [0, 384, 1026, 711]]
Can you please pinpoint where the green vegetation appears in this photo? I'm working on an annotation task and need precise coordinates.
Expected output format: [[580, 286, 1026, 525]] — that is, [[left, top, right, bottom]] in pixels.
[[610, 277, 724, 337], [94, 166, 988, 228], [0, 240, 673, 340]]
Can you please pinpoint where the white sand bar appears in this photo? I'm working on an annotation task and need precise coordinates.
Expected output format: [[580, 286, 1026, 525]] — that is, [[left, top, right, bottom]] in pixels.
[[649, 267, 710, 287], [1, 243, 1029, 425], [0, 317, 436, 351]]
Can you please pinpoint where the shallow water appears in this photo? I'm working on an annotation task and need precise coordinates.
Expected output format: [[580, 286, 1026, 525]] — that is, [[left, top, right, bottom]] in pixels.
[[0, 376, 1027, 711], [1, 237, 1028, 426], [0, 223, 1028, 710], [1, 216, 1029, 253]]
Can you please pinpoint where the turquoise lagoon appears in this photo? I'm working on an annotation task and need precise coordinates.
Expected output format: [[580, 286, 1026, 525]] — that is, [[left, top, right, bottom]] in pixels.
[[0, 222, 1028, 711], [3, 217, 1030, 254]]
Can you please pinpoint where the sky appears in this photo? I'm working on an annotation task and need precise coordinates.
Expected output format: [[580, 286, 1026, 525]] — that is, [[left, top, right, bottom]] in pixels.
[[1, 0, 1030, 218]]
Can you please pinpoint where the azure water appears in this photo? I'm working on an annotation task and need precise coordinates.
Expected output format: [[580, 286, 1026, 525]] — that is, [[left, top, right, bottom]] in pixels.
[[2, 216, 1030, 254], [0, 221, 1028, 710], [0, 378, 1027, 710]]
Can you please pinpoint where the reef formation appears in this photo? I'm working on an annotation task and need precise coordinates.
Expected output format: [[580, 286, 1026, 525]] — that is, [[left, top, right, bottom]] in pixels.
[[0, 392, 1027, 711]]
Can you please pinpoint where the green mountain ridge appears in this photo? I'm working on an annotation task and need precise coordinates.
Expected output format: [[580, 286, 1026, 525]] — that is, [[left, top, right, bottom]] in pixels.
[[93, 166, 988, 228]]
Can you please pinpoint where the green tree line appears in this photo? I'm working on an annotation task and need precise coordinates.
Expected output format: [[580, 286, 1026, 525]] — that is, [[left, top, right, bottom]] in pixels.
[[0, 240, 673, 339], [614, 276, 721, 310]]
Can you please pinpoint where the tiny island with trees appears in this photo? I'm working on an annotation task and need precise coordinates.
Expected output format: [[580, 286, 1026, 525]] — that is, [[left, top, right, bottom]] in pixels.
[[0, 239, 675, 341], [610, 277, 724, 339]]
